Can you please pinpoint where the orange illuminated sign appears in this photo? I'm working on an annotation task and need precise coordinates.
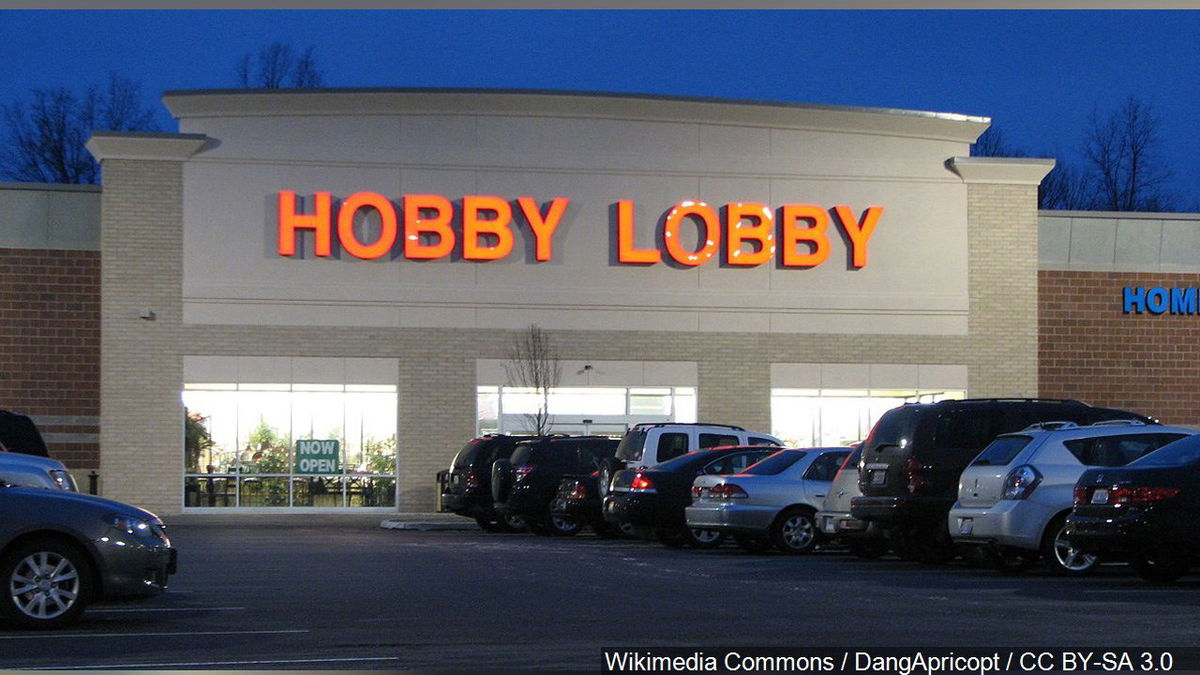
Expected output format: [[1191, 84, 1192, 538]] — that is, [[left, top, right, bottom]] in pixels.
[[277, 192, 883, 269]]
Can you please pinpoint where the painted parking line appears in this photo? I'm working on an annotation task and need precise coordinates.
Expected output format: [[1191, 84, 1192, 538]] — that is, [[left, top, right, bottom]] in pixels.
[[0, 629, 307, 640], [28, 656, 402, 670], [88, 606, 246, 613]]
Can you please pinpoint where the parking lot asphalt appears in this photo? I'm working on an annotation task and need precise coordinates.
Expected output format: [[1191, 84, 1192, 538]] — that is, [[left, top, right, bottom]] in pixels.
[[4, 519, 1200, 671]]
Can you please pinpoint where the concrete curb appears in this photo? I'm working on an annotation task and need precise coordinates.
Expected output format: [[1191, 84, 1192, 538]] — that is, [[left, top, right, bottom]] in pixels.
[[379, 519, 480, 531]]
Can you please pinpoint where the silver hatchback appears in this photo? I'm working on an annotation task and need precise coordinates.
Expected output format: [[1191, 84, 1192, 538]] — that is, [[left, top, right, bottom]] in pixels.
[[950, 420, 1196, 574], [685, 447, 850, 554]]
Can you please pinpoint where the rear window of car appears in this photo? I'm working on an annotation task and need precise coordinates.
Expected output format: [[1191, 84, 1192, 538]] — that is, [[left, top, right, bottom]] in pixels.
[[744, 450, 806, 476], [748, 436, 778, 446], [653, 450, 710, 473], [971, 435, 1033, 466], [657, 433, 690, 462], [452, 440, 484, 469], [615, 429, 647, 462], [867, 406, 922, 450], [510, 444, 534, 466], [1132, 435, 1200, 467], [699, 433, 739, 449], [1080, 433, 1191, 467]]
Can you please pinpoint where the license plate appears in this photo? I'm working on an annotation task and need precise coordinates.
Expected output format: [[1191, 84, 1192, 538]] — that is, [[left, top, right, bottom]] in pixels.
[[871, 471, 886, 486], [823, 517, 837, 533], [958, 518, 973, 535], [1092, 488, 1109, 505]]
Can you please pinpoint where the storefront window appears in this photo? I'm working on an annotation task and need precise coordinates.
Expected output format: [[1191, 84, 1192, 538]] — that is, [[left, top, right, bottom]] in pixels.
[[478, 386, 697, 435], [183, 383, 397, 509], [771, 388, 964, 447]]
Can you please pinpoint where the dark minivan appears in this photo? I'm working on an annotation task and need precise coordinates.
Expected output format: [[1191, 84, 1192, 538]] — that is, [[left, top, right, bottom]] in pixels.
[[850, 398, 1153, 561], [441, 435, 538, 531], [493, 435, 620, 536], [1068, 434, 1200, 582]]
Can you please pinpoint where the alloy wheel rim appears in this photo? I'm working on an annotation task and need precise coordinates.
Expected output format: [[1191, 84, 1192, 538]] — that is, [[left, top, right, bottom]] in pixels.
[[550, 515, 575, 533], [1054, 528, 1097, 572], [782, 516, 814, 549], [9, 552, 80, 620], [692, 529, 721, 544]]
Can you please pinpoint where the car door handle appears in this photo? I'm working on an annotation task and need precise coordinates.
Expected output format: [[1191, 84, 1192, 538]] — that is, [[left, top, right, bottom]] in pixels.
[[814, 493, 826, 499]]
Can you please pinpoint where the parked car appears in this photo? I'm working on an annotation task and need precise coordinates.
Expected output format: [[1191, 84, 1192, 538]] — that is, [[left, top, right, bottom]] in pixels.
[[950, 420, 1194, 574], [0, 485, 177, 628], [603, 445, 779, 548], [850, 399, 1154, 562], [493, 436, 619, 536], [0, 410, 49, 457], [440, 434, 539, 532], [1067, 434, 1200, 582], [815, 445, 888, 559], [597, 423, 783, 499], [0, 452, 78, 492], [686, 447, 851, 553]]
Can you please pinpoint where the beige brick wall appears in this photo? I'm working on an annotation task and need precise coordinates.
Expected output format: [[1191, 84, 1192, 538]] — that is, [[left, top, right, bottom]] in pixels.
[[98, 163, 1040, 515], [99, 160, 184, 513]]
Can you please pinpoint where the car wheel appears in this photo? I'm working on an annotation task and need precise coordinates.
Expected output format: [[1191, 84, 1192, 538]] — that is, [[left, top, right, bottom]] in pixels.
[[592, 520, 621, 539], [1042, 518, 1098, 576], [617, 521, 638, 539], [848, 540, 888, 560], [685, 528, 725, 549], [892, 525, 955, 564], [0, 537, 94, 629], [655, 528, 689, 548], [546, 506, 581, 537], [596, 458, 622, 498], [1131, 552, 1191, 583], [733, 533, 772, 554], [771, 507, 818, 554]]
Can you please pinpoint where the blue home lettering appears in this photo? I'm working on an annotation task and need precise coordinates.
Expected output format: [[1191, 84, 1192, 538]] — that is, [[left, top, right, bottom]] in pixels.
[[1124, 286, 1200, 315]]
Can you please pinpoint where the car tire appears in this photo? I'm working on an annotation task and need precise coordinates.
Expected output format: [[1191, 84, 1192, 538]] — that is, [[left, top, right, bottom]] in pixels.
[[546, 505, 581, 537], [685, 528, 725, 549], [733, 533, 772, 554], [592, 520, 621, 539], [848, 540, 888, 560], [771, 507, 818, 554], [0, 537, 94, 630], [892, 525, 955, 564], [1130, 552, 1191, 583], [491, 459, 512, 503], [596, 457, 622, 498], [617, 521, 638, 539], [992, 548, 1037, 574], [1042, 517, 1098, 576]]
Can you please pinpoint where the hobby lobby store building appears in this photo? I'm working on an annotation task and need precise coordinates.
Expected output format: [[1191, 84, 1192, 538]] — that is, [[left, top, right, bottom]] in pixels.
[[4, 88, 1193, 516]]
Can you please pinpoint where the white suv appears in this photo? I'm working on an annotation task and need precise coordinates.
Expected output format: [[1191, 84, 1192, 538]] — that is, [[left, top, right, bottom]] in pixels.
[[597, 423, 782, 497], [950, 420, 1195, 574]]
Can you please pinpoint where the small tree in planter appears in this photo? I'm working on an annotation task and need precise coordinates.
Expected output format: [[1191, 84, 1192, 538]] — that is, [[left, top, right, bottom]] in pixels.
[[503, 325, 562, 436]]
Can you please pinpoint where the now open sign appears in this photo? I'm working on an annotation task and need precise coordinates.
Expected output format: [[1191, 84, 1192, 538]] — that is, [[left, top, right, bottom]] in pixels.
[[295, 439, 340, 474]]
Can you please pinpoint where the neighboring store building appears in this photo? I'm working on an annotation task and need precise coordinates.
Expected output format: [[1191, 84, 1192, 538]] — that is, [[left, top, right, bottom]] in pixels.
[[8, 89, 1063, 515]]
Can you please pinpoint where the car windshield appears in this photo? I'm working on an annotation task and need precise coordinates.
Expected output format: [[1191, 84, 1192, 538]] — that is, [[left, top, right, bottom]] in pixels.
[[971, 435, 1033, 466], [744, 450, 806, 476], [1132, 435, 1200, 467]]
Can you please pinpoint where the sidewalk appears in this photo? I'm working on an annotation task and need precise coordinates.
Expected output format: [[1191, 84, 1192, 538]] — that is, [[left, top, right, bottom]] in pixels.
[[167, 511, 481, 531]]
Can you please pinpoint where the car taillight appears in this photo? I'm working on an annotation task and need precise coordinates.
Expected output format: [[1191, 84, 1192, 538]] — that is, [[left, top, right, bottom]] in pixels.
[[1002, 465, 1042, 500], [1073, 485, 1089, 504], [905, 458, 928, 495], [691, 484, 702, 499], [630, 473, 655, 493], [568, 482, 588, 499], [1109, 486, 1181, 504], [709, 483, 748, 499], [513, 464, 536, 481], [465, 470, 481, 489]]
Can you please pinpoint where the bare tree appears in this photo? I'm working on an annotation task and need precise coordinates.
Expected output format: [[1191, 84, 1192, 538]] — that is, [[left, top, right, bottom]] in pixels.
[[970, 125, 1025, 158], [236, 42, 325, 89], [503, 325, 562, 436], [1039, 160, 1096, 211], [1, 73, 158, 184], [1083, 96, 1176, 212]]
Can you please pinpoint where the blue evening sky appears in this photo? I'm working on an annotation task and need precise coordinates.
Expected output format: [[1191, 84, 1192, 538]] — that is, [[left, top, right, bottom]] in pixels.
[[2, 10, 1197, 203]]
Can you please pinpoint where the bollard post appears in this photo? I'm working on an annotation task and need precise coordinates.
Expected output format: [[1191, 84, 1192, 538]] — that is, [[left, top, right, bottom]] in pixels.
[[88, 471, 99, 495]]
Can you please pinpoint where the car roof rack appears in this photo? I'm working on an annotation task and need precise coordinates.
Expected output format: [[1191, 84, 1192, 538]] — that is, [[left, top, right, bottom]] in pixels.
[[1089, 419, 1147, 427], [628, 422, 746, 431], [1021, 421, 1079, 432], [932, 398, 1089, 406]]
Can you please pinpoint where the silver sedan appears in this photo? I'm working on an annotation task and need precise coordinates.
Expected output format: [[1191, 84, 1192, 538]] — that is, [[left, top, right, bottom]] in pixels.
[[685, 447, 851, 553]]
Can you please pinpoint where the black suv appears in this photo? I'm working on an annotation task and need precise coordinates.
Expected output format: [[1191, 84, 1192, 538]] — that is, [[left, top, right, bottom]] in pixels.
[[440, 435, 539, 532], [850, 398, 1153, 561], [492, 436, 619, 536]]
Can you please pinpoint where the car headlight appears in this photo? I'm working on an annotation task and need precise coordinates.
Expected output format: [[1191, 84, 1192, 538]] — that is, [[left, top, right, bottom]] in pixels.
[[106, 514, 170, 545]]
